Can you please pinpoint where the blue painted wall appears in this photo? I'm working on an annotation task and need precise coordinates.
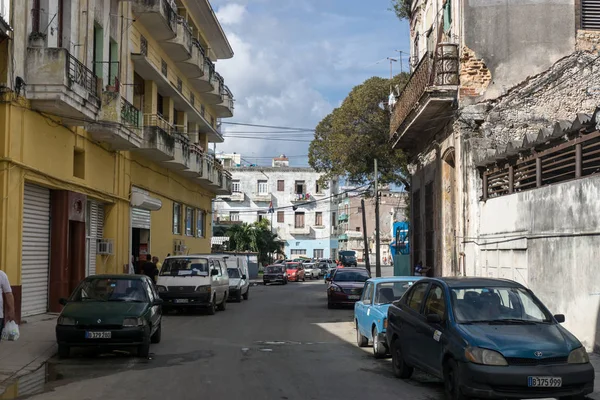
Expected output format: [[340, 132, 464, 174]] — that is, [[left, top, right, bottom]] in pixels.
[[286, 239, 335, 259]]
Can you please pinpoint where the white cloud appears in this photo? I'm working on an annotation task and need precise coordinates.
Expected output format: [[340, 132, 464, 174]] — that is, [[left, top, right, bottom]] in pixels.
[[215, 4, 247, 26]]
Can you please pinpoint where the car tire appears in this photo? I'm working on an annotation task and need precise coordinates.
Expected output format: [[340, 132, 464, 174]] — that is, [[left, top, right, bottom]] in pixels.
[[372, 327, 387, 358], [444, 358, 469, 400], [235, 290, 242, 302], [217, 293, 227, 311], [356, 322, 368, 347], [151, 323, 162, 344], [243, 287, 249, 300], [391, 338, 413, 379], [207, 296, 216, 315], [58, 344, 70, 359]]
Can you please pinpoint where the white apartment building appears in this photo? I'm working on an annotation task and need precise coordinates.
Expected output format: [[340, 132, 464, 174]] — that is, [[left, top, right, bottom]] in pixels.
[[214, 155, 339, 259]]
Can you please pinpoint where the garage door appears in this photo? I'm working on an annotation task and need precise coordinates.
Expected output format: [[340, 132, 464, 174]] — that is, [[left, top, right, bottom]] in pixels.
[[21, 183, 51, 317], [87, 201, 105, 276]]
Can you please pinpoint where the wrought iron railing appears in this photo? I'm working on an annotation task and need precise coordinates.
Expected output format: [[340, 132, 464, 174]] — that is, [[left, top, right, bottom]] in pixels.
[[161, 0, 177, 32], [140, 35, 148, 56], [176, 16, 193, 54], [94, 61, 120, 88], [204, 58, 215, 80], [66, 51, 99, 99], [193, 38, 205, 59], [121, 98, 140, 127], [143, 113, 173, 134], [220, 86, 234, 110]]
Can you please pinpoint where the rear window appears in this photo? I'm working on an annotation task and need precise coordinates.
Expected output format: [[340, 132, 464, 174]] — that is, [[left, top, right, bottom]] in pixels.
[[266, 266, 282, 273], [286, 263, 299, 269], [332, 270, 369, 282], [160, 258, 210, 276]]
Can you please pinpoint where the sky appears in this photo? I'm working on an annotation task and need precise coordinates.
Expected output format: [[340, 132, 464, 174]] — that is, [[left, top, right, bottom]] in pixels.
[[212, 0, 410, 167]]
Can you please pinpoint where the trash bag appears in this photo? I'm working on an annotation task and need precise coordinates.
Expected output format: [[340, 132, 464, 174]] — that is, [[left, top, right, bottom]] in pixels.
[[1, 320, 20, 341]]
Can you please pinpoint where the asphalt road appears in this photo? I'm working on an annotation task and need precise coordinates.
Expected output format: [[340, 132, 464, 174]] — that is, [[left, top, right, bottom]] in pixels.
[[18, 280, 444, 400]]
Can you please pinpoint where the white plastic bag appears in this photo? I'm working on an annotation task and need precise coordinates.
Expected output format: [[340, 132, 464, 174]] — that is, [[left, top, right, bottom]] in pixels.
[[1, 320, 20, 341]]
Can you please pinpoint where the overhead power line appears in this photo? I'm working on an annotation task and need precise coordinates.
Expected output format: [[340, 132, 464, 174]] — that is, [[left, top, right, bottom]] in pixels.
[[221, 121, 316, 131]]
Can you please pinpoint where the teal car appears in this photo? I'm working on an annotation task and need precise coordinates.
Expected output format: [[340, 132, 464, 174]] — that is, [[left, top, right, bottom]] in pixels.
[[56, 274, 163, 358], [354, 277, 421, 358]]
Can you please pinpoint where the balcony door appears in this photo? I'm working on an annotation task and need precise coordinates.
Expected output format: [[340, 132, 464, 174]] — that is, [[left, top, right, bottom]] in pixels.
[[294, 212, 305, 228]]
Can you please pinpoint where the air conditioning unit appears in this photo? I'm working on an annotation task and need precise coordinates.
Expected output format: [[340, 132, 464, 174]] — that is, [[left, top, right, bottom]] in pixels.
[[174, 239, 186, 255], [97, 239, 114, 255]]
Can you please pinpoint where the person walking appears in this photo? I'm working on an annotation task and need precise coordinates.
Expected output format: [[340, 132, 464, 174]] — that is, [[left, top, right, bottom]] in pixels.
[[0, 268, 15, 338], [152, 256, 162, 274], [142, 254, 159, 284]]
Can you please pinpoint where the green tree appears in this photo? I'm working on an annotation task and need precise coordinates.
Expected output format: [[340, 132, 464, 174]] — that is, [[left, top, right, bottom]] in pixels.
[[226, 220, 285, 265], [309, 73, 410, 188], [390, 0, 413, 20]]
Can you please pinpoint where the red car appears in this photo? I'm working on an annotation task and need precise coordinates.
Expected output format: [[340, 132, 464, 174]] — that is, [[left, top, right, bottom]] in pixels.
[[285, 262, 305, 282]]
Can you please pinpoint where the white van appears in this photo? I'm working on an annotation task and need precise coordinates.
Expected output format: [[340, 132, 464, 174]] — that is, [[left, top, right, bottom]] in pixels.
[[156, 255, 230, 315], [211, 254, 250, 302]]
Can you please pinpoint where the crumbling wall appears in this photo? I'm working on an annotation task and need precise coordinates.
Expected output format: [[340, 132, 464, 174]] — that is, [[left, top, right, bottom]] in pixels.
[[460, 46, 492, 98], [577, 30, 600, 53]]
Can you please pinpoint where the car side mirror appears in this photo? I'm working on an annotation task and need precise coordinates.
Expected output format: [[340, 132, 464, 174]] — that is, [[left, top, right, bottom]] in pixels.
[[59, 298, 68, 306], [154, 298, 164, 306], [211, 269, 219, 276], [554, 314, 565, 323], [426, 314, 442, 324], [241, 274, 247, 280]]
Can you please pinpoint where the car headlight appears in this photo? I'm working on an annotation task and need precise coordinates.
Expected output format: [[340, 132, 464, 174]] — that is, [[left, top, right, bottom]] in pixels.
[[123, 317, 144, 327], [57, 316, 76, 326], [329, 285, 342, 292], [568, 347, 589, 364], [156, 285, 167, 293], [465, 347, 508, 366], [196, 285, 211, 293]]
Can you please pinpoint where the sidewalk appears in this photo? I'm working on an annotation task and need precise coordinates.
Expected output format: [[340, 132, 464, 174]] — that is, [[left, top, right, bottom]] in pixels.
[[0, 314, 57, 394]]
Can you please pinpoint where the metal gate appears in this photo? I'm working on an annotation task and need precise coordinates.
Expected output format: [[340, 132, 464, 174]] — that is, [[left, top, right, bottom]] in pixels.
[[86, 201, 104, 276], [21, 183, 51, 317], [132, 207, 151, 229]]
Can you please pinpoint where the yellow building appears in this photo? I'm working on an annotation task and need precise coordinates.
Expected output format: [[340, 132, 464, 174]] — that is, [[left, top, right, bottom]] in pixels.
[[0, 0, 233, 319]]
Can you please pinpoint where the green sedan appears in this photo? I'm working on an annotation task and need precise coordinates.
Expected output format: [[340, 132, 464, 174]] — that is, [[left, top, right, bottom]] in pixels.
[[56, 274, 163, 358]]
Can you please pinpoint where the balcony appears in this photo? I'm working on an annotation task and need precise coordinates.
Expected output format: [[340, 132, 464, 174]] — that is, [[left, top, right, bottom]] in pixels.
[[191, 58, 215, 93], [291, 193, 312, 203], [26, 47, 101, 125], [216, 169, 232, 195], [290, 225, 311, 235], [338, 213, 349, 222], [252, 192, 272, 203], [203, 72, 224, 105], [135, 114, 176, 161], [86, 92, 143, 150], [227, 191, 245, 201], [132, 0, 177, 41], [180, 144, 203, 178], [177, 39, 204, 79], [163, 130, 190, 171], [215, 216, 242, 225], [214, 85, 234, 118], [390, 43, 459, 152], [162, 17, 193, 62], [197, 154, 222, 190]]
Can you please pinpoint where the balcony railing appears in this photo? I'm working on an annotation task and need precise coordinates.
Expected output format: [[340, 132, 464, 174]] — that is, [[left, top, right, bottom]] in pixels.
[[121, 98, 140, 127], [144, 113, 173, 134], [162, 0, 177, 32], [389, 43, 459, 141], [67, 52, 99, 100]]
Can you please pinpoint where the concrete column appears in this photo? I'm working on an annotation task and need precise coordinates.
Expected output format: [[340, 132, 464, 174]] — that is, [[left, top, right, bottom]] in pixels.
[[188, 122, 199, 143], [143, 80, 157, 115], [164, 97, 175, 124], [176, 110, 188, 132], [198, 132, 208, 152]]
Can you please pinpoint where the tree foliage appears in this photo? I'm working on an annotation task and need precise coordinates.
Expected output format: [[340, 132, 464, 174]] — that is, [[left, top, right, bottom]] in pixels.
[[390, 0, 413, 20], [309, 73, 410, 188], [226, 219, 285, 265]]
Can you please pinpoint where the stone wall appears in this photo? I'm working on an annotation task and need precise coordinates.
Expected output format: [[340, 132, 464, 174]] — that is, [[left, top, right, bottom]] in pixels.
[[577, 29, 600, 53], [460, 46, 492, 98]]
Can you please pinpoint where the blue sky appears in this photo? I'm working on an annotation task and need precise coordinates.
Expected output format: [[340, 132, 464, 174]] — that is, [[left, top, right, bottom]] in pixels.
[[212, 0, 410, 166]]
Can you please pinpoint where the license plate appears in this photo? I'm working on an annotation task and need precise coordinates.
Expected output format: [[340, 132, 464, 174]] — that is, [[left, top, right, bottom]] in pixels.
[[348, 295, 360, 300], [528, 376, 562, 388], [174, 299, 189, 304], [85, 331, 111, 339]]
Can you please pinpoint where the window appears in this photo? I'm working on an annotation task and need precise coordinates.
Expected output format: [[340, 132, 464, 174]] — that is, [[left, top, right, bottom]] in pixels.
[[257, 211, 267, 221], [73, 148, 85, 179], [294, 212, 305, 228], [258, 180, 269, 194], [230, 211, 240, 222], [407, 283, 429, 312], [231, 180, 241, 193], [157, 93, 164, 117], [196, 209, 205, 237], [362, 283, 374, 304], [423, 285, 446, 321], [355, 227, 361, 232], [316, 181, 323, 194], [315, 212, 323, 226], [277, 180, 285, 191], [290, 249, 306, 255], [173, 203, 181, 234], [294, 180, 306, 194], [313, 249, 324, 259], [277, 211, 284, 223], [185, 207, 193, 236]]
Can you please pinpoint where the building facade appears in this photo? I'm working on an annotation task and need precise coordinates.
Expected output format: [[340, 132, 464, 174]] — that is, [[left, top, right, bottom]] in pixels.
[[390, 0, 600, 349], [0, 0, 233, 320], [214, 155, 339, 260]]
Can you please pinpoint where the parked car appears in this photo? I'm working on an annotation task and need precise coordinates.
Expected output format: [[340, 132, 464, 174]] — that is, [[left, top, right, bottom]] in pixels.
[[338, 250, 358, 267], [303, 263, 319, 279], [263, 265, 288, 285], [326, 268, 370, 308], [317, 261, 330, 277], [156, 255, 230, 315], [227, 267, 249, 302], [56, 274, 163, 358], [386, 277, 595, 400], [285, 262, 305, 282], [354, 277, 422, 358]]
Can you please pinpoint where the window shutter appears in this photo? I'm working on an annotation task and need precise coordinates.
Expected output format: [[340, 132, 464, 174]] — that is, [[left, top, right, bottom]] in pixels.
[[582, 0, 600, 30]]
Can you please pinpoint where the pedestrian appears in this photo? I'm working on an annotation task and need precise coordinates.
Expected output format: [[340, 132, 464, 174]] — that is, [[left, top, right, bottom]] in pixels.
[[129, 255, 135, 275], [152, 256, 162, 273], [142, 254, 158, 284], [0, 268, 15, 339]]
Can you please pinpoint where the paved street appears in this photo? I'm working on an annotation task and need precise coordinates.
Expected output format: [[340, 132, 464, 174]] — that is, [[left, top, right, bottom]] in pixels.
[[10, 280, 444, 400]]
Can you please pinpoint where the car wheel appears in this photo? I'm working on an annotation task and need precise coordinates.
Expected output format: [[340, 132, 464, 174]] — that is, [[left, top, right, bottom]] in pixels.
[[151, 323, 162, 344], [217, 293, 227, 311], [243, 287, 249, 300], [356, 322, 368, 347], [372, 327, 387, 358], [207, 295, 216, 315], [391, 338, 413, 379], [235, 290, 242, 302], [444, 358, 469, 400], [58, 344, 70, 359]]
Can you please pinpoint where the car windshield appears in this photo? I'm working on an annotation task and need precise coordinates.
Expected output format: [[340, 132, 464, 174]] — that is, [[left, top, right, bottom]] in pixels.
[[228, 268, 241, 278], [160, 258, 210, 276], [375, 281, 418, 304], [70, 278, 148, 302], [451, 287, 553, 324], [333, 270, 369, 282], [266, 266, 283, 273], [286, 264, 299, 270]]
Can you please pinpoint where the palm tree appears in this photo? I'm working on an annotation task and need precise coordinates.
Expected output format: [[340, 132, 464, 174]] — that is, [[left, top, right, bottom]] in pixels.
[[226, 219, 285, 265]]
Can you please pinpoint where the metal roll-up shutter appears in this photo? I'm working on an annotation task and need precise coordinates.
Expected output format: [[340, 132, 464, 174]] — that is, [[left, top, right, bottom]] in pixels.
[[21, 183, 50, 317], [132, 207, 151, 229], [582, 0, 600, 30], [87, 201, 105, 276]]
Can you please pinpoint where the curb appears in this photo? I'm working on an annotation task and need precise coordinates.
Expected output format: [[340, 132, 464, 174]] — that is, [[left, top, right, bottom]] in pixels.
[[0, 343, 56, 393]]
